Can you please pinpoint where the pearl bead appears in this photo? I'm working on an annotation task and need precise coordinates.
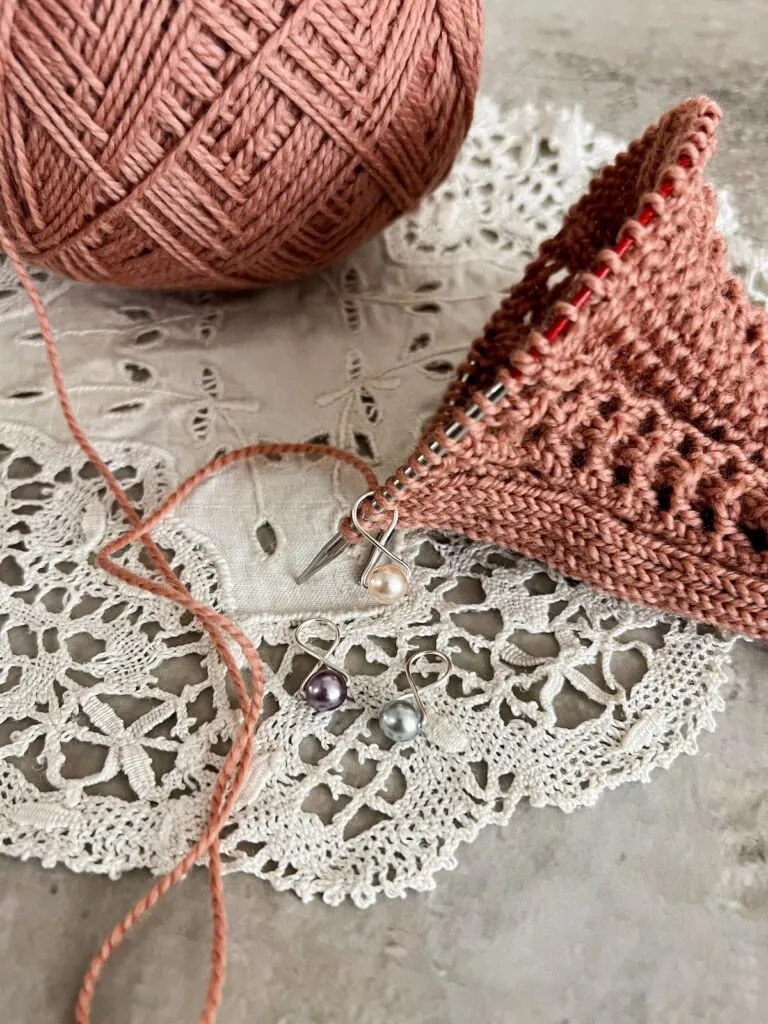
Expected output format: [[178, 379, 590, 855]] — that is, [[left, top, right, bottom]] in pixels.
[[304, 668, 347, 711], [379, 699, 423, 743], [366, 562, 409, 604]]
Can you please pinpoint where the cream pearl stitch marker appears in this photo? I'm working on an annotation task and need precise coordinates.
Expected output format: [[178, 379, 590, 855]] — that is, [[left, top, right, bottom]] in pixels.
[[352, 491, 411, 605]]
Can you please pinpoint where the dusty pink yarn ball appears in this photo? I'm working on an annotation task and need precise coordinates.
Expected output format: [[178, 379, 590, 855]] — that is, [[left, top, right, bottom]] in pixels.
[[0, 0, 483, 290]]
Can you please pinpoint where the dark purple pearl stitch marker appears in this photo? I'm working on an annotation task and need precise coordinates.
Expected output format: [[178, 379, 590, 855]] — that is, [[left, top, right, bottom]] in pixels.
[[304, 667, 348, 711], [293, 618, 349, 713]]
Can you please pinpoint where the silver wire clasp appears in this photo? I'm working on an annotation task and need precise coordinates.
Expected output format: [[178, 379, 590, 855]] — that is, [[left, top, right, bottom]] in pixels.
[[295, 490, 410, 605], [378, 650, 453, 743], [295, 373, 511, 587], [351, 492, 410, 604], [294, 618, 349, 711]]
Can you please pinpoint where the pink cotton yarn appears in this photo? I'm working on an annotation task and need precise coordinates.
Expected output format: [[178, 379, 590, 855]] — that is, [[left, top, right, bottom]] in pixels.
[[0, 0, 483, 290]]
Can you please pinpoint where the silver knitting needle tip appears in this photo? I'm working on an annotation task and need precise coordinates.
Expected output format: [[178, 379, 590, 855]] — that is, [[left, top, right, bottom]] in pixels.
[[295, 531, 351, 584]]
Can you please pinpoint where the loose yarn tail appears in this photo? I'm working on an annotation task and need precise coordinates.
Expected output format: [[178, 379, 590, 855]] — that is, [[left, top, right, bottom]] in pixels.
[[0, 220, 378, 1023]]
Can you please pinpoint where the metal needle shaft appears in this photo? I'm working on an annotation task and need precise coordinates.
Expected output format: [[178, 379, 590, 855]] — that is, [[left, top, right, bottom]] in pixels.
[[295, 531, 351, 584]]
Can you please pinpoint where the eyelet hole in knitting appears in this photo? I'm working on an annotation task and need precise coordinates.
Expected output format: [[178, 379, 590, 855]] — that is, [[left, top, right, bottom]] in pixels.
[[745, 323, 762, 344], [415, 539, 444, 569], [637, 412, 658, 436], [598, 397, 621, 419], [721, 457, 739, 480], [613, 465, 631, 486], [551, 682, 607, 729], [700, 507, 716, 532], [655, 485, 673, 512], [721, 280, 740, 301], [741, 524, 768, 553], [343, 807, 393, 843], [523, 424, 544, 444], [677, 435, 696, 458], [571, 449, 588, 470]]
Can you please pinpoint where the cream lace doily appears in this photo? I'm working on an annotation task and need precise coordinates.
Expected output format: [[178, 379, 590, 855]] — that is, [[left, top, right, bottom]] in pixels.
[[2, 100, 756, 905]]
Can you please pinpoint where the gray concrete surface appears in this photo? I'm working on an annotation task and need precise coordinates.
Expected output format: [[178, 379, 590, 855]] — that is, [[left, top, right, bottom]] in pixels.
[[3, 2, 768, 1022]]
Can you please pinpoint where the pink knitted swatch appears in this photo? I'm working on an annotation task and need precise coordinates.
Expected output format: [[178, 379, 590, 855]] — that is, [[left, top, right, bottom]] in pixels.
[[0, 0, 482, 289], [358, 97, 768, 640]]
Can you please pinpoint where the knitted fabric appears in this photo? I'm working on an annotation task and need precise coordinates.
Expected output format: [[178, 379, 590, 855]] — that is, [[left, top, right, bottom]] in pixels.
[[366, 97, 768, 640], [0, 0, 482, 290]]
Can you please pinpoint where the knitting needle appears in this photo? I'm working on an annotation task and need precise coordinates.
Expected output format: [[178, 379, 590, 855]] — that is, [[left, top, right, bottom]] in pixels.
[[295, 531, 352, 584], [294, 386, 499, 583]]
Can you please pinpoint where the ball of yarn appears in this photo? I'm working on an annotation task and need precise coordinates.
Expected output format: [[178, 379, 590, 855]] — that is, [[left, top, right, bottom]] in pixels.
[[0, 0, 483, 290]]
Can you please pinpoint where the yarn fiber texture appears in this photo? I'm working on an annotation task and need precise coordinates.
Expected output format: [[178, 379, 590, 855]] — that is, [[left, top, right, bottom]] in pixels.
[[0, 0, 482, 290], [364, 97, 768, 641]]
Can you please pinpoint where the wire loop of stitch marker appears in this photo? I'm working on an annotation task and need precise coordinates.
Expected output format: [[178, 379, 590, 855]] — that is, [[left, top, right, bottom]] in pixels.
[[353, 491, 411, 604], [378, 649, 452, 744], [294, 618, 349, 712]]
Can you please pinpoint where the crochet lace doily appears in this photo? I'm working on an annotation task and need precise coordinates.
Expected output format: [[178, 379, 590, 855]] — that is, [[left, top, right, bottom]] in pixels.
[[2, 100, 757, 905]]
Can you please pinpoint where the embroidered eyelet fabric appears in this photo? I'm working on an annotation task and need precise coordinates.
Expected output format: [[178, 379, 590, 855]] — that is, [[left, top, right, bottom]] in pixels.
[[1, 100, 757, 905]]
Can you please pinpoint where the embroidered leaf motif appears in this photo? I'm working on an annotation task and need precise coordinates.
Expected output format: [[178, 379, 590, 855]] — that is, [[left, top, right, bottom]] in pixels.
[[341, 270, 363, 331], [256, 520, 278, 556], [17, 329, 43, 346], [346, 349, 364, 382], [123, 362, 153, 384], [304, 433, 331, 461], [195, 308, 223, 345], [108, 401, 145, 414], [133, 328, 163, 348], [341, 267, 362, 294], [358, 388, 379, 425], [422, 360, 454, 378], [426, 716, 469, 754], [119, 305, 152, 323], [236, 749, 282, 808], [409, 333, 431, 352], [353, 431, 377, 462], [201, 366, 222, 398], [620, 711, 666, 753], [189, 407, 210, 445], [79, 497, 106, 552], [7, 389, 43, 400], [343, 299, 362, 332]]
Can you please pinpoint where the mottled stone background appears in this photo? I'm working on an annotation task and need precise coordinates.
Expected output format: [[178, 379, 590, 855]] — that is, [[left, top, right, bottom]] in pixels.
[[2, 2, 768, 1021]]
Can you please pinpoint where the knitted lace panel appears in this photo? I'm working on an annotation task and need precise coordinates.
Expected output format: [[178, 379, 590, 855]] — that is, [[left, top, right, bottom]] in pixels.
[[397, 98, 768, 639]]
